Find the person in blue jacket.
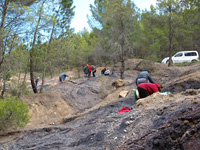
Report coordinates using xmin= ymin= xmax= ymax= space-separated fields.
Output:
xmin=35 ymin=77 xmax=40 ymax=86
xmin=59 ymin=74 xmax=69 ymax=82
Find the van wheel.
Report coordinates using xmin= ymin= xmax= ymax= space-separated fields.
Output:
xmin=166 ymin=60 xmax=169 ymax=65
xmin=192 ymin=59 xmax=197 ymax=63
xmin=166 ymin=60 xmax=173 ymax=65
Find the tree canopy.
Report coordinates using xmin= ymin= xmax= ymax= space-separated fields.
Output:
xmin=0 ymin=0 xmax=200 ymax=97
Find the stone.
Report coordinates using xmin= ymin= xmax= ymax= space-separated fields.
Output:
xmin=119 ymin=91 xmax=129 ymax=98
xmin=112 ymin=79 xmax=126 ymax=88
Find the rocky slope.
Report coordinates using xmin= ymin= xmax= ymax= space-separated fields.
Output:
xmin=0 ymin=60 xmax=200 ymax=150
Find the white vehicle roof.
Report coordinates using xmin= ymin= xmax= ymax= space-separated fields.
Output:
xmin=176 ymin=51 xmax=198 ymax=53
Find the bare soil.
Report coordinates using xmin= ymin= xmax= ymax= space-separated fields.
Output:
xmin=0 ymin=59 xmax=200 ymax=150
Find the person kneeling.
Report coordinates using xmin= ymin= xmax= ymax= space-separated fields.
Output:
xmin=104 ymin=68 xmax=110 ymax=76
xmin=137 ymin=83 xmax=161 ymax=99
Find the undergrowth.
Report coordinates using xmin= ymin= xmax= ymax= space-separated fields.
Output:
xmin=0 ymin=97 xmax=30 ymax=134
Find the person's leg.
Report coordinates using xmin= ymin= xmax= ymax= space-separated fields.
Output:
xmin=88 ymin=71 xmax=91 ymax=78
xmin=93 ymin=70 xmax=96 ymax=77
xmin=59 ymin=77 xmax=62 ymax=82
xmin=137 ymin=87 xmax=150 ymax=98
xmin=35 ymin=81 xmax=37 ymax=86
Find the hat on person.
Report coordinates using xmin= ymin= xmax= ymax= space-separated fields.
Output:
xmin=144 ymin=68 xmax=148 ymax=71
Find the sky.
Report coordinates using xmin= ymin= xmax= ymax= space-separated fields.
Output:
xmin=70 ymin=0 xmax=157 ymax=33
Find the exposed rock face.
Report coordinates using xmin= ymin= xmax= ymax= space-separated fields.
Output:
xmin=0 ymin=90 xmax=199 ymax=150
xmin=162 ymin=71 xmax=200 ymax=93
xmin=0 ymin=60 xmax=200 ymax=150
xmin=119 ymin=103 xmax=200 ymax=150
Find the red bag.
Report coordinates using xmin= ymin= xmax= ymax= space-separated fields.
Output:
xmin=117 ymin=107 xmax=131 ymax=114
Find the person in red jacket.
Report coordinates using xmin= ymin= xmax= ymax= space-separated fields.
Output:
xmin=87 ymin=64 xmax=92 ymax=79
xmin=137 ymin=83 xmax=161 ymax=98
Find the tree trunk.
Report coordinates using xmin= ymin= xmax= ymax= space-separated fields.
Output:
xmin=23 ymin=66 xmax=28 ymax=85
xmin=30 ymin=2 xmax=45 ymax=93
xmin=0 ymin=0 xmax=9 ymax=67
xmin=120 ymin=58 xmax=125 ymax=79
xmin=168 ymin=5 xmax=173 ymax=67
xmin=50 ymin=65 xmax=53 ymax=78
xmin=18 ymin=72 xmax=21 ymax=85
xmin=98 ymin=47 xmax=103 ymax=67
xmin=17 ymin=66 xmax=28 ymax=98
xmin=16 ymin=72 xmax=21 ymax=97
xmin=98 ymin=52 xmax=102 ymax=67
xmin=30 ymin=50 xmax=37 ymax=93
xmin=40 ymin=70 xmax=45 ymax=93
xmin=40 ymin=6 xmax=58 ymax=93
xmin=112 ymin=58 xmax=117 ymax=73
xmin=1 ymin=76 xmax=6 ymax=99
xmin=120 ymin=20 xmax=125 ymax=79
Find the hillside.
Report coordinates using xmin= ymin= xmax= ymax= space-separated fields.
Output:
xmin=0 ymin=59 xmax=200 ymax=150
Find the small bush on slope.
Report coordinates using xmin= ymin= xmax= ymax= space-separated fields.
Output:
xmin=0 ymin=97 xmax=30 ymax=133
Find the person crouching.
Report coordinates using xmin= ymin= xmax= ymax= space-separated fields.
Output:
xmin=59 ymin=74 xmax=69 ymax=82
xmin=137 ymin=83 xmax=161 ymax=98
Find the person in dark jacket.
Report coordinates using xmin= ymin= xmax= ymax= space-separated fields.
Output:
xmin=91 ymin=65 xmax=96 ymax=77
xmin=137 ymin=83 xmax=161 ymax=98
xmin=101 ymin=68 xmax=106 ymax=75
xmin=35 ymin=77 xmax=40 ymax=86
xmin=59 ymin=74 xmax=68 ymax=82
xmin=135 ymin=69 xmax=155 ymax=86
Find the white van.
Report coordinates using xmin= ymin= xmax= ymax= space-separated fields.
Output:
xmin=161 ymin=51 xmax=199 ymax=64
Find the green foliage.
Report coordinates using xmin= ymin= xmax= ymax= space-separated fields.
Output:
xmin=59 ymin=0 xmax=75 ymax=34
xmin=90 ymin=0 xmax=140 ymax=78
xmin=0 ymin=97 xmax=30 ymax=133
xmin=5 ymin=71 xmax=12 ymax=81
xmin=136 ymin=60 xmax=156 ymax=72
xmin=8 ymin=81 xmax=31 ymax=98
xmin=89 ymin=0 xmax=109 ymax=29
xmin=174 ymin=61 xmax=198 ymax=67
xmin=146 ymin=54 xmax=159 ymax=62
xmin=68 ymin=32 xmax=91 ymax=70
xmin=1 ymin=0 xmax=200 ymax=89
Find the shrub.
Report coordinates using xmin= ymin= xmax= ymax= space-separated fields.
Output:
xmin=174 ymin=61 xmax=195 ymax=67
xmin=135 ymin=60 xmax=156 ymax=72
xmin=0 ymin=97 xmax=30 ymax=133
xmin=8 ymin=82 xmax=31 ymax=97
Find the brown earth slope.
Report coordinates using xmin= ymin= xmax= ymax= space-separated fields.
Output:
xmin=0 ymin=60 xmax=200 ymax=150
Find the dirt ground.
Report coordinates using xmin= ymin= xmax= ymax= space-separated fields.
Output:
xmin=20 ymin=59 xmax=200 ymax=130
xmin=0 ymin=59 xmax=200 ymax=150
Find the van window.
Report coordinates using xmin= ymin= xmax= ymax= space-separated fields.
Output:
xmin=184 ymin=52 xmax=197 ymax=56
xmin=174 ymin=53 xmax=183 ymax=57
